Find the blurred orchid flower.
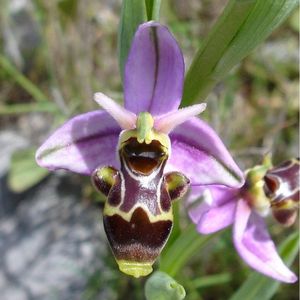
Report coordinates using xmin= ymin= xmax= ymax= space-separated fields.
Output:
xmin=189 ymin=157 xmax=299 ymax=283
xmin=36 ymin=21 xmax=243 ymax=277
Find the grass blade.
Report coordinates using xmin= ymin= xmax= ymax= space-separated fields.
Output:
xmin=0 ymin=102 xmax=59 ymax=115
xmin=118 ymin=0 xmax=147 ymax=81
xmin=191 ymin=273 xmax=232 ymax=289
xmin=145 ymin=0 xmax=162 ymax=21
xmin=182 ymin=0 xmax=298 ymax=106
xmin=0 ymin=54 xmax=49 ymax=103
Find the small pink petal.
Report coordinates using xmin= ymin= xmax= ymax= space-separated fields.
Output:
xmin=187 ymin=186 xmax=239 ymax=233
xmin=186 ymin=186 xmax=210 ymax=223
xmin=187 ymin=185 xmax=240 ymax=206
xmin=189 ymin=202 xmax=210 ymax=224
xmin=197 ymin=199 xmax=237 ymax=234
xmin=94 ymin=92 xmax=137 ymax=129
xmin=155 ymin=103 xmax=206 ymax=133
xmin=233 ymin=199 xmax=297 ymax=283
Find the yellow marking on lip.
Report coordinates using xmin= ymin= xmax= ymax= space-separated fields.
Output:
xmin=104 ymin=203 xmax=173 ymax=223
xmin=117 ymin=260 xmax=153 ymax=278
xmin=95 ymin=166 xmax=117 ymax=186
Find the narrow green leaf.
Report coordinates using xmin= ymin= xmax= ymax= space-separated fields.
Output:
xmin=8 ymin=148 xmax=49 ymax=193
xmin=182 ymin=0 xmax=299 ymax=106
xmin=160 ymin=224 xmax=215 ymax=277
xmin=0 ymin=54 xmax=49 ymax=103
xmin=229 ymin=231 xmax=299 ymax=300
xmin=191 ymin=273 xmax=232 ymax=289
xmin=0 ymin=102 xmax=59 ymax=115
xmin=145 ymin=0 xmax=162 ymax=21
xmin=118 ymin=0 xmax=147 ymax=81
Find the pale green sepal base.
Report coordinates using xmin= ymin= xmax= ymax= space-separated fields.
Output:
xmin=117 ymin=260 xmax=153 ymax=278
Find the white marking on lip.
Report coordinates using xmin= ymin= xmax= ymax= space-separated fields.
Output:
xmin=119 ymin=171 xmax=125 ymax=206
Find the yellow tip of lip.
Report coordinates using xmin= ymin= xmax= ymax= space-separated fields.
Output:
xmin=117 ymin=260 xmax=153 ymax=278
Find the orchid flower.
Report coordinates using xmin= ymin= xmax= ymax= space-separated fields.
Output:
xmin=36 ymin=21 xmax=243 ymax=278
xmin=189 ymin=157 xmax=299 ymax=283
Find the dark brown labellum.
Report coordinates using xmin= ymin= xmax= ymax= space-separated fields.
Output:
xmin=92 ymin=137 xmax=190 ymax=277
xmin=103 ymin=207 xmax=172 ymax=264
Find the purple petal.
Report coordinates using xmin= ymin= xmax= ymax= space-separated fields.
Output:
xmin=233 ymin=199 xmax=297 ymax=283
xmin=187 ymin=186 xmax=212 ymax=224
xmin=167 ymin=117 xmax=244 ymax=187
xmin=36 ymin=111 xmax=121 ymax=175
xmin=188 ymin=186 xmax=238 ymax=233
xmin=197 ymin=200 xmax=237 ymax=234
xmin=188 ymin=185 xmax=240 ymax=206
xmin=124 ymin=21 xmax=184 ymax=116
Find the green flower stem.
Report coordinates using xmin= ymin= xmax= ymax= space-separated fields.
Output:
xmin=160 ymin=223 xmax=216 ymax=277
xmin=0 ymin=54 xmax=49 ymax=103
